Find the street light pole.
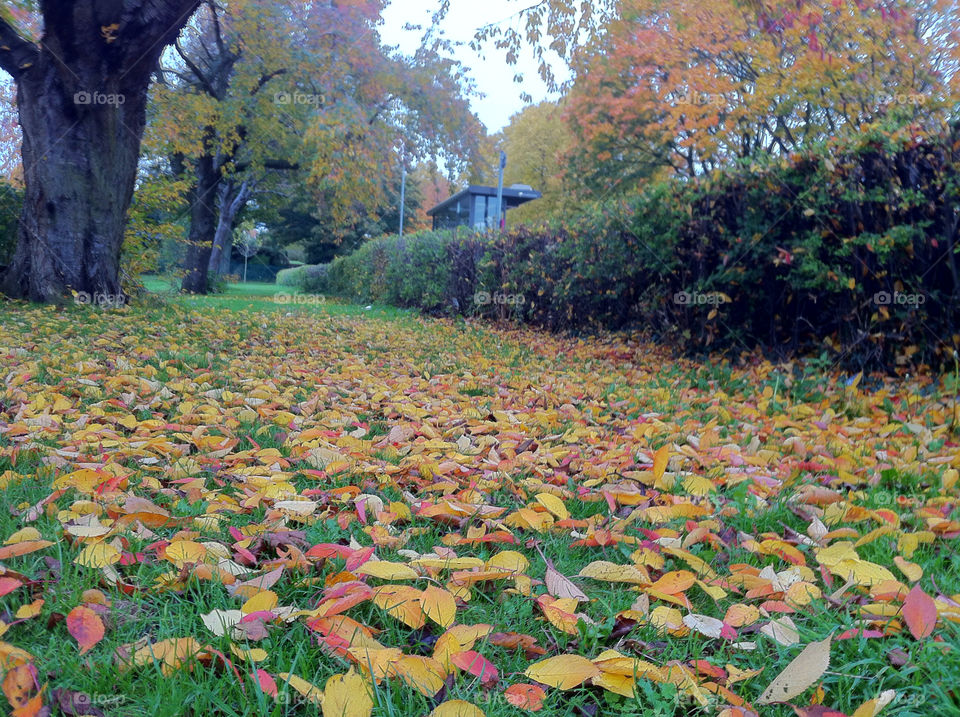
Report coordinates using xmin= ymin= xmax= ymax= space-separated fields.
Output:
xmin=399 ymin=161 xmax=406 ymax=238
xmin=495 ymin=150 xmax=506 ymax=230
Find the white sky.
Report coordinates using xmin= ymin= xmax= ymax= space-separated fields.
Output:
xmin=380 ymin=0 xmax=570 ymax=132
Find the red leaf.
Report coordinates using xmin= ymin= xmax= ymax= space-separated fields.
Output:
xmin=450 ymin=650 xmax=499 ymax=684
xmin=0 ymin=577 xmax=23 ymax=597
xmin=902 ymin=585 xmax=937 ymax=640
xmin=251 ymin=669 xmax=278 ymax=697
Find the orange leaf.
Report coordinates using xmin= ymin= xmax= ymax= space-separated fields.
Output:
xmin=0 ymin=542 xmax=54 ymax=561
xmin=652 ymin=444 xmax=670 ymax=480
xmin=66 ymin=607 xmax=105 ymax=655
xmin=504 ymin=683 xmax=546 ymax=711
xmin=902 ymin=585 xmax=937 ymax=640
xmin=2 ymin=664 xmax=36 ymax=709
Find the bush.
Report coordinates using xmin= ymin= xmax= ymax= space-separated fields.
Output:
xmin=0 ymin=181 xmax=23 ymax=267
xmin=275 ymin=265 xmax=307 ymax=287
xmin=275 ymin=263 xmax=330 ymax=293
xmin=324 ymin=122 xmax=960 ymax=370
xmin=300 ymin=263 xmax=330 ymax=293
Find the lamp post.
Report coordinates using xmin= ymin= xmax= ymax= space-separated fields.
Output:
xmin=495 ymin=150 xmax=506 ymax=230
xmin=399 ymin=160 xmax=406 ymax=238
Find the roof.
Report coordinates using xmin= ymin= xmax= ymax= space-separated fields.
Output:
xmin=426 ymin=185 xmax=542 ymax=216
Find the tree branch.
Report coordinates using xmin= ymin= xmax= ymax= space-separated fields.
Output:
xmin=0 ymin=15 xmax=39 ymax=79
xmin=175 ymin=38 xmax=218 ymax=97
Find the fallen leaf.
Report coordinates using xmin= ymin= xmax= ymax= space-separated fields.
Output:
xmin=66 ymin=606 xmax=105 ymax=655
xmin=901 ymin=584 xmax=937 ymax=640
xmin=323 ymin=668 xmax=372 ymax=717
xmin=757 ymin=634 xmax=831 ymax=704
xmin=524 ymin=654 xmax=600 ymax=690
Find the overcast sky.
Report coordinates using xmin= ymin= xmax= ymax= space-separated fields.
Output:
xmin=380 ymin=0 xmax=570 ymax=132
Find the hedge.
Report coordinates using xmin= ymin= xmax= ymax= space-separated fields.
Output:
xmin=276 ymin=263 xmax=329 ymax=290
xmin=320 ymin=122 xmax=960 ymax=370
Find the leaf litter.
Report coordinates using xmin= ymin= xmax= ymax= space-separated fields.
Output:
xmin=0 ymin=303 xmax=958 ymax=715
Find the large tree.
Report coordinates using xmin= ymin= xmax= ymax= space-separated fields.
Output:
xmin=566 ymin=0 xmax=959 ymax=182
xmin=0 ymin=0 xmax=200 ymax=302
xmin=150 ymin=0 xmax=485 ymax=293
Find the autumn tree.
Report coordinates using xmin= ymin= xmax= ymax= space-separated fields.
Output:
xmin=498 ymin=100 xmax=573 ymax=224
xmin=151 ymin=0 xmax=484 ymax=293
xmin=0 ymin=0 xmax=200 ymax=302
xmin=147 ymin=0 xmax=307 ymax=293
xmin=565 ymin=0 xmax=960 ymax=183
xmin=0 ymin=79 xmax=19 ymax=182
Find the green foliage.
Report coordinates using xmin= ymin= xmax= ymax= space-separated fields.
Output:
xmin=324 ymin=124 xmax=960 ymax=370
xmin=275 ymin=263 xmax=329 ymax=292
xmin=275 ymin=265 xmax=308 ymax=287
xmin=0 ymin=180 xmax=22 ymax=266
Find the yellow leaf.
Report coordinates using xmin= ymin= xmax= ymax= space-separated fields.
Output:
xmin=420 ymin=586 xmax=457 ymax=628
xmin=242 ymin=590 xmax=279 ymax=614
xmin=534 ymin=493 xmax=569 ymax=520
xmin=323 ymin=669 xmax=372 ymax=717
xmin=524 ymin=654 xmax=600 ymax=690
xmin=356 ymin=561 xmax=419 ymax=581
xmin=75 ymin=542 xmax=121 ymax=569
xmin=230 ymin=644 xmax=268 ymax=662
xmin=429 ymin=701 xmax=485 ymax=717
xmin=127 ymin=638 xmax=204 ymax=677
xmin=893 ymin=556 xmax=923 ymax=583
xmin=942 ymin=469 xmax=958 ymax=493
xmin=484 ymin=551 xmax=529 ymax=573
xmin=4 ymin=528 xmax=41 ymax=545
xmin=277 ymin=672 xmax=323 ymax=707
xmin=578 ymin=561 xmax=650 ymax=585
xmin=165 ymin=540 xmax=207 ymax=566
xmin=391 ymin=655 xmax=446 ymax=696
xmin=372 ymin=585 xmax=426 ymax=629
xmin=682 ymin=474 xmax=715 ymax=496
xmin=14 ymin=599 xmax=43 ymax=620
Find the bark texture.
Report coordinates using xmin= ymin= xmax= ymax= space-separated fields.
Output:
xmin=0 ymin=0 xmax=200 ymax=302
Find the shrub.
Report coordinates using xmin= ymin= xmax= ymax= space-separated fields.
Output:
xmin=0 ymin=181 xmax=23 ymax=267
xmin=300 ymin=263 xmax=330 ymax=293
xmin=275 ymin=265 xmax=307 ymax=287
xmin=324 ymin=123 xmax=960 ymax=370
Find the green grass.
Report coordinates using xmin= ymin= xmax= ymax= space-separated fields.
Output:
xmin=0 ymin=289 xmax=957 ymax=717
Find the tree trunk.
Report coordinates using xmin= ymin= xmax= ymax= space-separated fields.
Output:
xmin=180 ymin=150 xmax=219 ymax=293
xmin=208 ymin=180 xmax=251 ymax=278
xmin=1 ymin=63 xmax=147 ymax=301
xmin=0 ymin=0 xmax=201 ymax=303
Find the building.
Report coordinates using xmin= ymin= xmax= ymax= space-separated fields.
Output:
xmin=427 ymin=184 xmax=541 ymax=232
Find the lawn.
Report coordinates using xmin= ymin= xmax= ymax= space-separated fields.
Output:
xmin=0 ymin=287 xmax=957 ymax=717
